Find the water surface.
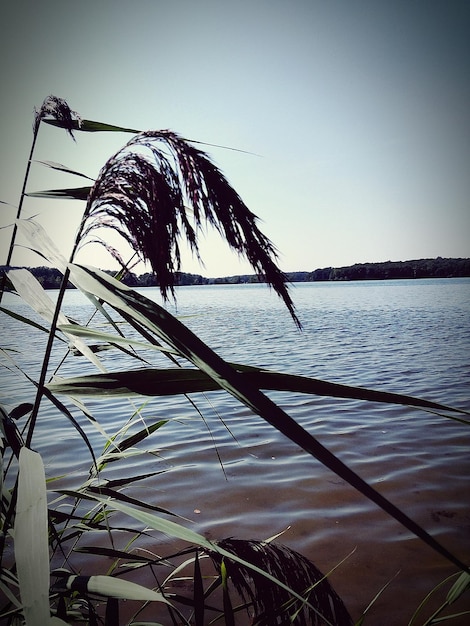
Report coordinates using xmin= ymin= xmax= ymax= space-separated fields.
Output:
xmin=1 ymin=278 xmax=469 ymax=623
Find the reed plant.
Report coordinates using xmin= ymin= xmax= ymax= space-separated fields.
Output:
xmin=0 ymin=96 xmax=469 ymax=625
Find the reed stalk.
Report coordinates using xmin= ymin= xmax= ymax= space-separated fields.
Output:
xmin=0 ymin=96 xmax=80 ymax=304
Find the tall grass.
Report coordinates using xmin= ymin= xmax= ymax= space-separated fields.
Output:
xmin=0 ymin=96 xmax=469 ymax=625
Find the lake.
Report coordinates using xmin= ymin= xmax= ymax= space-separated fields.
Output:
xmin=1 ymin=277 xmax=469 ymax=624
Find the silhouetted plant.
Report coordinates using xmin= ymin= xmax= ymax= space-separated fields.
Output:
xmin=0 ymin=96 xmax=81 ymax=304
xmin=1 ymin=96 xmax=469 ymax=626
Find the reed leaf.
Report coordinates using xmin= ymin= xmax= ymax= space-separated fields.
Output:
xmin=16 ymin=218 xmax=68 ymax=272
xmin=15 ymin=448 xmax=50 ymax=626
xmin=0 ymin=305 xmax=64 ymax=341
xmin=193 ymin=551 xmax=205 ymax=626
xmin=112 ymin=419 xmax=169 ymax=452
xmin=220 ymin=559 xmax=235 ymax=626
xmin=26 ymin=186 xmax=92 ymax=200
xmin=0 ymin=577 xmax=22 ymax=609
xmin=89 ymin=495 xmax=214 ymax=548
xmin=408 ymin=571 xmax=470 ymax=626
xmin=42 ymin=387 xmax=98 ymax=469
xmin=57 ymin=323 xmax=177 ymax=355
xmin=7 ymin=268 xmax=105 ymax=371
xmin=46 ymin=364 xmax=469 ymax=418
xmin=446 ymin=572 xmax=470 ymax=604
xmin=103 ymin=470 xmax=169 ymax=489
xmin=74 ymin=546 xmax=157 ymax=563
xmin=6 ymin=268 xmax=69 ymax=326
xmin=9 ymin=403 xmax=33 ymax=420
xmin=162 ymin=553 xmax=207 ymax=586
xmin=43 ymin=118 xmax=140 ymax=134
xmin=68 ymin=264 xmax=469 ymax=574
xmin=0 ymin=404 xmax=24 ymax=457
xmin=86 ymin=485 xmax=177 ymax=519
xmin=354 ymin=570 xmax=400 ymax=625
xmin=34 ymin=160 xmax=95 ymax=180
xmin=65 ymin=574 xmax=172 ymax=604
xmin=64 ymin=394 xmax=118 ymax=447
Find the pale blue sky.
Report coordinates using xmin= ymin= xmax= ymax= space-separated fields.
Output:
xmin=1 ymin=0 xmax=469 ymax=277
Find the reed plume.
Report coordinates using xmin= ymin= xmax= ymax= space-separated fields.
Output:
xmin=76 ymin=130 xmax=301 ymax=327
xmin=33 ymin=94 xmax=81 ymax=137
xmin=210 ymin=538 xmax=353 ymax=625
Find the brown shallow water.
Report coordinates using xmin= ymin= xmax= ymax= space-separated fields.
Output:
xmin=1 ymin=279 xmax=469 ymax=624
xmin=37 ymin=388 xmax=469 ymax=624
xmin=100 ymin=396 xmax=470 ymax=625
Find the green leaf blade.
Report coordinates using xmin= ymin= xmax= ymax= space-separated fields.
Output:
xmin=26 ymin=186 xmax=91 ymax=200
xmin=66 ymin=574 xmax=171 ymax=603
xmin=43 ymin=118 xmax=140 ymax=134
xmin=34 ymin=160 xmax=94 ymax=180
xmin=15 ymin=448 xmax=50 ymax=626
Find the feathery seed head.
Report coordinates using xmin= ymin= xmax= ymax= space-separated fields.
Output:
xmin=34 ymin=95 xmax=81 ymax=138
xmin=77 ymin=131 xmax=301 ymax=327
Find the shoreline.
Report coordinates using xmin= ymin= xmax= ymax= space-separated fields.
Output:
xmin=2 ymin=257 xmax=469 ymax=290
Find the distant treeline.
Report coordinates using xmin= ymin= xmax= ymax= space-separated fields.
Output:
xmin=304 ymin=257 xmax=470 ymax=282
xmin=2 ymin=257 xmax=469 ymax=290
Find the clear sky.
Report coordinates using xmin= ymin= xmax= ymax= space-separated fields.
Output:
xmin=1 ymin=0 xmax=469 ymax=277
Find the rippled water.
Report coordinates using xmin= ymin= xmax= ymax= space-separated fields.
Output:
xmin=1 ymin=278 xmax=469 ymax=624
